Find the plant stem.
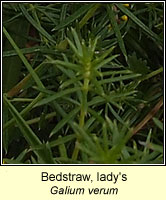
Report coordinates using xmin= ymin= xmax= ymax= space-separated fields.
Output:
xmin=140 ymin=67 xmax=163 ymax=81
xmin=26 ymin=112 xmax=56 ymax=125
xmin=72 ymin=73 xmax=90 ymax=160
xmin=79 ymin=78 xmax=89 ymax=126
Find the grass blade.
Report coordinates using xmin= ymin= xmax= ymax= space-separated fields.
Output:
xmin=3 ymin=92 xmax=44 ymax=131
xmin=53 ymin=4 xmax=94 ymax=31
xmin=3 ymin=46 xmax=59 ymax=57
xmin=3 ymin=94 xmax=55 ymax=164
xmin=79 ymin=4 xmax=101 ymax=29
xmin=116 ymin=3 xmax=162 ymax=44
xmin=3 ymin=26 xmax=44 ymax=89
xmin=107 ymin=4 xmax=127 ymax=61
xmin=19 ymin=4 xmax=56 ymax=45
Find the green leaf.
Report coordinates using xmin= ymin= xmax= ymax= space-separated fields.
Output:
xmin=50 ymin=107 xmax=80 ymax=137
xmin=19 ymin=4 xmax=56 ymax=45
xmin=153 ymin=117 xmax=163 ymax=131
xmin=95 ymin=54 xmax=119 ymax=70
xmin=71 ymin=28 xmax=83 ymax=56
xmin=3 ymin=46 xmax=59 ymax=57
xmin=3 ymin=158 xmax=24 ymax=164
xmin=15 ymin=149 xmax=29 ymax=162
xmin=49 ymin=134 xmax=76 ymax=148
xmin=107 ymin=103 xmax=127 ymax=126
xmin=107 ymin=4 xmax=127 ymax=61
xmin=100 ymin=73 xmax=141 ymax=84
xmin=93 ymin=46 xmax=115 ymax=65
xmin=66 ymin=37 xmax=82 ymax=58
xmin=60 ymin=76 xmax=83 ymax=89
xmin=148 ymin=143 xmax=163 ymax=153
xmin=3 ymin=92 xmax=44 ymax=131
xmin=3 ymin=94 xmax=41 ymax=145
xmin=35 ymin=87 xmax=81 ymax=107
xmin=53 ymin=4 xmax=94 ymax=31
xmin=116 ymin=3 xmax=162 ymax=44
xmin=128 ymin=52 xmax=150 ymax=74
xmin=79 ymin=4 xmax=101 ymax=29
xmin=72 ymin=122 xmax=97 ymax=149
xmin=46 ymin=58 xmax=82 ymax=72
xmin=3 ymin=26 xmax=44 ymax=89
xmin=3 ymin=93 xmax=55 ymax=164
xmin=58 ymin=136 xmax=68 ymax=158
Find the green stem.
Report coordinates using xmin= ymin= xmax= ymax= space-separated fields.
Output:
xmin=79 ymin=78 xmax=89 ymax=126
xmin=10 ymin=98 xmax=34 ymax=102
xmin=72 ymin=77 xmax=90 ymax=160
xmin=140 ymin=67 xmax=163 ymax=81
xmin=26 ymin=112 xmax=56 ymax=125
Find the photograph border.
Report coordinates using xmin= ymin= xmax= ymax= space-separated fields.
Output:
xmin=1 ymin=0 xmax=165 ymax=166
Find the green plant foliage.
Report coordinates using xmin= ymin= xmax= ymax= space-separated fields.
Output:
xmin=2 ymin=2 xmax=163 ymax=164
xmin=128 ymin=52 xmax=150 ymax=74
